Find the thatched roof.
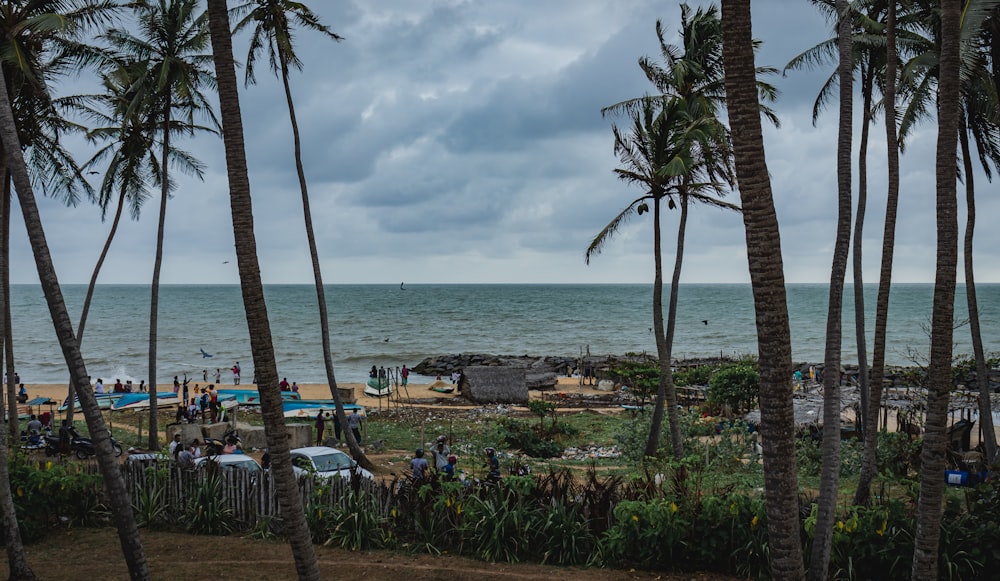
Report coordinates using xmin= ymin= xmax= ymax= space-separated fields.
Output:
xmin=464 ymin=366 xmax=528 ymax=404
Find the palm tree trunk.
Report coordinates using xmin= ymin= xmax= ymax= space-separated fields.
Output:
xmin=0 ymin=155 xmax=32 ymax=580
xmin=279 ymin=62 xmax=371 ymax=468
xmin=0 ymin=64 xmax=149 ymax=581
xmin=148 ymin=101 xmax=172 ymax=451
xmin=721 ymin=1 xmax=804 ymax=577
xmin=1 ymin=168 xmax=15 ymax=441
xmin=959 ymin=119 xmax=996 ymax=461
xmin=856 ymin=0 xmax=899 ymax=506
xmin=809 ymin=2 xmax=853 ymax=576
xmin=853 ymin=68 xmax=873 ymax=438
xmin=67 ymin=189 xmax=128 ymax=426
xmin=912 ymin=0 xmax=960 ymax=576
xmin=645 ymin=195 xmax=685 ymax=459
xmin=206 ymin=1 xmax=321 ymax=578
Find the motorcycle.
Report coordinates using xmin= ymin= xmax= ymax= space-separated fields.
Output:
xmin=204 ymin=427 xmax=241 ymax=455
xmin=44 ymin=426 xmax=123 ymax=459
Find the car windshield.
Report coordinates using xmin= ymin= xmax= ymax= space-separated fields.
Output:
xmin=311 ymin=452 xmax=353 ymax=472
xmin=221 ymin=459 xmax=261 ymax=472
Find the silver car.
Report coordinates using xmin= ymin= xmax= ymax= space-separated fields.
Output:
xmin=290 ymin=446 xmax=374 ymax=481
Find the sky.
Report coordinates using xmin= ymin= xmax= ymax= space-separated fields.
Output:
xmin=9 ymin=0 xmax=999 ymax=285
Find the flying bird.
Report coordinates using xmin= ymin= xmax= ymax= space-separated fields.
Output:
xmin=222 ymin=261 xmax=229 ymax=264
xmin=87 ymin=171 xmax=100 ymax=175
xmin=701 ymin=320 xmax=709 ymax=325
xmin=200 ymin=348 xmax=213 ymax=358
xmin=400 ymin=282 xmax=406 ymax=290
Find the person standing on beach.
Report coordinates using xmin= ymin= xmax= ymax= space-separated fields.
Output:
xmin=139 ymin=380 xmax=145 ymax=393
xmin=208 ymin=386 xmax=219 ymax=423
xmin=279 ymin=377 xmax=289 ymax=391
xmin=173 ymin=376 xmax=180 ymax=395
xmin=314 ymin=412 xmax=326 ymax=445
xmin=291 ymin=382 xmax=299 ymax=394
xmin=401 ymin=365 xmax=409 ymax=386
xmin=348 ymin=408 xmax=362 ymax=444
xmin=214 ymin=369 xmax=222 ymax=384
xmin=202 ymin=369 xmax=208 ymax=381
xmin=95 ymin=378 xmax=105 ymax=394
xmin=233 ymin=362 xmax=241 ymax=385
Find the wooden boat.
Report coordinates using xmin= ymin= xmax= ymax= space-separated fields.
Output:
xmin=430 ymin=385 xmax=454 ymax=394
xmin=364 ymin=377 xmax=392 ymax=398
xmin=110 ymin=392 xmax=179 ymax=411
xmin=215 ymin=389 xmax=301 ymax=405
xmin=57 ymin=393 xmax=122 ymax=412
xmin=282 ymin=400 xmax=365 ymax=419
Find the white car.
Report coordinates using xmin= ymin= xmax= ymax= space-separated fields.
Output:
xmin=290 ymin=446 xmax=374 ymax=481
xmin=193 ymin=454 xmax=262 ymax=474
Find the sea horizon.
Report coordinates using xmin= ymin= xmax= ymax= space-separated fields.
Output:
xmin=8 ymin=283 xmax=998 ymax=385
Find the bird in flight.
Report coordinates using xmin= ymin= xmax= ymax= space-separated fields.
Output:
xmin=701 ymin=320 xmax=709 ymax=325
xmin=222 ymin=261 xmax=229 ymax=264
xmin=200 ymin=348 xmax=214 ymax=358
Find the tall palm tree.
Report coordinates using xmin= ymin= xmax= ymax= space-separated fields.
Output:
xmin=857 ymin=0 xmax=903 ymax=506
xmin=896 ymin=0 xmax=1000 ymax=463
xmin=720 ymin=0 xmax=804 ymax=578
xmin=0 ymin=156 xmax=32 ymax=580
xmin=808 ymin=1 xmax=853 ymax=577
xmin=1 ymin=0 xmax=105 ymax=437
xmin=206 ymin=0 xmax=320 ymax=577
xmin=0 ymin=63 xmax=150 ymax=581
xmin=231 ymin=0 xmax=370 ymax=467
xmin=588 ymin=95 xmax=736 ymax=461
xmin=911 ymin=0 xmax=960 ymax=576
xmin=103 ymin=0 xmax=217 ymax=449
xmin=599 ymin=5 xmax=762 ymax=457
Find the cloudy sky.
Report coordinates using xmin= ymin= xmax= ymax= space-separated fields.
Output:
xmin=10 ymin=0 xmax=998 ymax=285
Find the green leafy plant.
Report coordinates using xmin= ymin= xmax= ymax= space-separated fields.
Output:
xmin=185 ymin=463 xmax=234 ymax=535
xmin=708 ymin=361 xmax=760 ymax=413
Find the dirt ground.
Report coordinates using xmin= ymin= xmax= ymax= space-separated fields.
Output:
xmin=3 ymin=527 xmax=740 ymax=580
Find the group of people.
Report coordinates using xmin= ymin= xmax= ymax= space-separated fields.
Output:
xmin=314 ymin=408 xmax=363 ymax=446
xmin=408 ymin=436 xmax=500 ymax=483
xmin=169 ymin=433 xmax=204 ymax=468
xmin=94 ymin=377 xmax=146 ymax=394
xmin=172 ymin=385 xmax=222 ymax=424
xmin=279 ymin=377 xmax=299 ymax=393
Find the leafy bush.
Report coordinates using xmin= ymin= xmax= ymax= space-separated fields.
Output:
xmin=708 ymin=361 xmax=759 ymax=413
xmin=9 ymin=456 xmax=106 ymax=541
xmin=675 ymin=365 xmax=714 ymax=387
xmin=185 ymin=463 xmax=233 ymax=535
xmin=602 ymin=498 xmax=690 ymax=569
xmin=608 ymin=360 xmax=660 ymax=405
xmin=497 ymin=418 xmax=563 ymax=459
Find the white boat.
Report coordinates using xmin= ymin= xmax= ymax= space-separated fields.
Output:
xmin=364 ymin=377 xmax=392 ymax=398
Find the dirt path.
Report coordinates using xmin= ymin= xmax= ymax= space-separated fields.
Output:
xmin=8 ymin=528 xmax=739 ymax=581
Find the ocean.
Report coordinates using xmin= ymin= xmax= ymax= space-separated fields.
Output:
xmin=6 ymin=283 xmax=998 ymax=386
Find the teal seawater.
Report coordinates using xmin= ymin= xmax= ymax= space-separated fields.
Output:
xmin=7 ymin=283 xmax=998 ymax=385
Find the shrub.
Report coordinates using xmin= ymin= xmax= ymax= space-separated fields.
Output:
xmin=9 ymin=456 xmax=106 ymax=541
xmin=708 ymin=361 xmax=759 ymax=413
xmin=185 ymin=463 xmax=233 ymax=535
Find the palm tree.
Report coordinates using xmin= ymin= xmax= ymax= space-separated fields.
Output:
xmin=0 ymin=63 xmax=150 ymax=581
xmin=808 ymin=1 xmax=853 ymax=577
xmin=231 ymin=0 xmax=370 ymax=467
xmin=103 ymin=0 xmax=217 ymax=450
xmin=1 ymin=0 xmax=106 ymax=437
xmin=0 ymin=159 xmax=32 ymax=581
xmin=720 ymin=0 xmax=804 ymax=578
xmin=911 ymin=0 xmax=960 ymax=576
xmin=857 ymin=0 xmax=903 ymax=507
xmin=588 ymin=95 xmax=736 ymax=461
xmin=205 ymin=0 xmax=320 ymax=577
xmin=599 ymin=5 xmax=764 ymax=458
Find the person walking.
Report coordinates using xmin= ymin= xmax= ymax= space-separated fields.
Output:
xmin=315 ymin=412 xmax=326 ymax=445
xmin=348 ymin=408 xmax=363 ymax=445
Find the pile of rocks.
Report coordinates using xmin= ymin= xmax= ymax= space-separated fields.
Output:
xmin=560 ymin=445 xmax=622 ymax=461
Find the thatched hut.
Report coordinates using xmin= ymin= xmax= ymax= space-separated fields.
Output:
xmin=464 ymin=366 xmax=528 ymax=404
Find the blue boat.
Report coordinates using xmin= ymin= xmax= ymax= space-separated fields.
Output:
xmin=111 ymin=392 xmax=179 ymax=411
xmin=216 ymin=389 xmax=301 ymax=405
xmin=282 ymin=399 xmax=364 ymax=418
xmin=57 ymin=393 xmax=123 ymax=412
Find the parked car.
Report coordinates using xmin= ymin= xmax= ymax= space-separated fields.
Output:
xmin=193 ymin=454 xmax=262 ymax=475
xmin=289 ymin=446 xmax=374 ymax=481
